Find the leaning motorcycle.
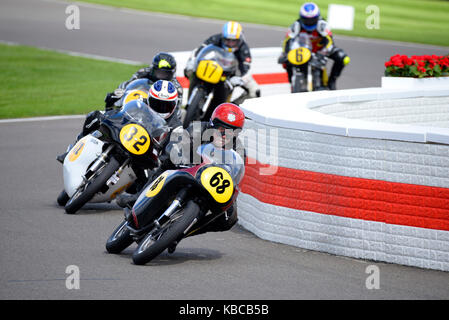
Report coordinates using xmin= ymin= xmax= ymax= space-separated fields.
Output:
xmin=112 ymin=78 xmax=151 ymax=109
xmin=182 ymin=44 xmax=246 ymax=128
xmin=285 ymin=33 xmax=329 ymax=93
xmin=58 ymin=99 xmax=169 ymax=214
xmin=106 ymin=142 xmax=245 ymax=265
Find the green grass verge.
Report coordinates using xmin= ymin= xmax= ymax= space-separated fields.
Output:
xmin=0 ymin=43 xmax=145 ymax=119
xmin=74 ymin=0 xmax=449 ymax=47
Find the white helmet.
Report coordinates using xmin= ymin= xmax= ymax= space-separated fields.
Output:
xmin=147 ymin=80 xmax=178 ymax=119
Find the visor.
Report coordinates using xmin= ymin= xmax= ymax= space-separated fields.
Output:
xmin=224 ymin=38 xmax=240 ymax=49
xmin=301 ymin=16 xmax=319 ymax=27
xmin=154 ymin=68 xmax=175 ymax=81
xmin=148 ymin=97 xmax=177 ymax=119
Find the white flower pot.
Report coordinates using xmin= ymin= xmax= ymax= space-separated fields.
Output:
xmin=381 ymin=76 xmax=449 ymax=90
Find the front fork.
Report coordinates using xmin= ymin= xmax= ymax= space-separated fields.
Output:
xmin=153 ymin=188 xmax=190 ymax=228
xmin=88 ymin=144 xmax=114 ymax=174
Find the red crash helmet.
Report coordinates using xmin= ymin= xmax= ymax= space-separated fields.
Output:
xmin=209 ymin=103 xmax=245 ymax=130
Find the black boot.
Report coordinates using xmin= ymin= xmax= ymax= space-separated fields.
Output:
xmin=167 ymin=241 xmax=178 ymax=254
xmin=56 ymin=151 xmax=68 ymax=164
xmin=327 ymin=76 xmax=337 ymax=90
xmin=116 ymin=192 xmax=139 ymax=208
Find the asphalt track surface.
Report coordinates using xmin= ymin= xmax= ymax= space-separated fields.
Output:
xmin=1 ymin=0 xmax=449 ymax=301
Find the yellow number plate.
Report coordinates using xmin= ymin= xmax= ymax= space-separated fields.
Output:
xmin=145 ymin=172 xmax=168 ymax=198
xmin=68 ymin=139 xmax=86 ymax=162
xmin=119 ymin=124 xmax=150 ymax=155
xmin=287 ymin=47 xmax=311 ymax=65
xmin=200 ymin=167 xmax=234 ymax=203
xmin=123 ymin=89 xmax=149 ymax=104
xmin=196 ymin=60 xmax=224 ymax=84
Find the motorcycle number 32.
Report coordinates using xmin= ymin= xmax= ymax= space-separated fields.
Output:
xmin=201 ymin=167 xmax=234 ymax=203
xmin=119 ymin=124 xmax=151 ymax=155
xmin=288 ymin=47 xmax=311 ymax=65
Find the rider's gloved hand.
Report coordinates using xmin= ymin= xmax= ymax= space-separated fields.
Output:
xmin=184 ymin=58 xmax=195 ymax=78
xmin=112 ymin=88 xmax=125 ymax=98
xmin=229 ymin=76 xmax=244 ymax=87
xmin=278 ymin=53 xmax=287 ymax=64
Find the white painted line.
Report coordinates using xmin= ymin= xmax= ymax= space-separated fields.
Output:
xmin=0 ymin=115 xmax=85 ymax=124
xmin=46 ymin=0 xmax=449 ymax=50
xmin=0 ymin=40 xmax=144 ymax=65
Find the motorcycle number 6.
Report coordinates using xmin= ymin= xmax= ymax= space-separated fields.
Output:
xmin=200 ymin=167 xmax=234 ymax=203
xmin=196 ymin=60 xmax=224 ymax=84
xmin=287 ymin=47 xmax=311 ymax=65
xmin=119 ymin=124 xmax=151 ymax=155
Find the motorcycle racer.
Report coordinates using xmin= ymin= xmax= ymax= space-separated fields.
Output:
xmin=183 ymin=21 xmax=260 ymax=121
xmin=165 ymin=102 xmax=246 ymax=252
xmin=57 ymin=81 xmax=183 ymax=207
xmin=278 ymin=2 xmax=350 ymax=90
xmin=105 ymin=52 xmax=183 ymax=110
xmin=117 ymin=103 xmax=246 ymax=250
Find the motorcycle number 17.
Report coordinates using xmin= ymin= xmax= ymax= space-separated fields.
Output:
xmin=196 ymin=60 xmax=224 ymax=84
xmin=119 ymin=124 xmax=151 ymax=155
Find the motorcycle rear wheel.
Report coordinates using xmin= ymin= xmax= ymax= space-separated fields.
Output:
xmin=106 ymin=220 xmax=133 ymax=254
xmin=132 ymin=200 xmax=199 ymax=265
xmin=64 ymin=156 xmax=120 ymax=214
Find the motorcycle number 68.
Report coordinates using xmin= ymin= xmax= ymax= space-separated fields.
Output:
xmin=200 ymin=167 xmax=234 ymax=203
xmin=119 ymin=124 xmax=151 ymax=155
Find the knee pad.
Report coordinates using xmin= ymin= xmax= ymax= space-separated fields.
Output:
xmin=332 ymin=48 xmax=350 ymax=65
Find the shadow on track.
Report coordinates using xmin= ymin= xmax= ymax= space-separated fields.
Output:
xmin=104 ymin=247 xmax=223 ymax=266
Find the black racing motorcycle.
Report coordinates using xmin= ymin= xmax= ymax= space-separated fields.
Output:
xmin=284 ymin=33 xmax=329 ymax=93
xmin=183 ymin=44 xmax=247 ymax=128
xmin=60 ymin=99 xmax=169 ymax=214
xmin=105 ymin=142 xmax=245 ymax=265
xmin=112 ymin=78 xmax=152 ymax=109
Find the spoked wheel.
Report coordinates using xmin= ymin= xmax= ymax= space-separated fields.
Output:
xmin=132 ymin=200 xmax=199 ymax=265
xmin=64 ymin=157 xmax=120 ymax=214
xmin=182 ymin=88 xmax=205 ymax=128
xmin=106 ymin=220 xmax=134 ymax=254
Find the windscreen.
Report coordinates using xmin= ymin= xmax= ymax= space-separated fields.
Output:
xmin=196 ymin=45 xmax=238 ymax=73
xmin=197 ymin=143 xmax=245 ymax=185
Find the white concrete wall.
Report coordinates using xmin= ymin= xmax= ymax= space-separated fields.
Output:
xmin=237 ymin=79 xmax=449 ymax=271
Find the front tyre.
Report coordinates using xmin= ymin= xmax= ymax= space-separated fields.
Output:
xmin=64 ymin=156 xmax=120 ymax=214
xmin=291 ymin=72 xmax=306 ymax=93
xmin=132 ymin=200 xmax=199 ymax=265
xmin=183 ymin=88 xmax=205 ymax=128
xmin=106 ymin=220 xmax=134 ymax=254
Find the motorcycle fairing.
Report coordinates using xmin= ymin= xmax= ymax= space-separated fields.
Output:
xmin=63 ymin=135 xmax=104 ymax=197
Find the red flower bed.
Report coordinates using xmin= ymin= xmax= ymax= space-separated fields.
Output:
xmin=385 ymin=54 xmax=449 ymax=78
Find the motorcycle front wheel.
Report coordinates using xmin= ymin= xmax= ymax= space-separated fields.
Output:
xmin=64 ymin=156 xmax=121 ymax=214
xmin=183 ymin=87 xmax=206 ymax=128
xmin=132 ymin=200 xmax=200 ymax=265
xmin=106 ymin=220 xmax=134 ymax=254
